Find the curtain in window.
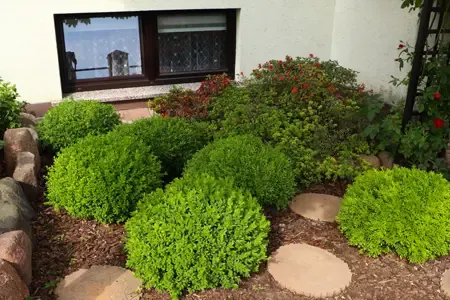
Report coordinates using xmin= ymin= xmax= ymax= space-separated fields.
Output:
xmin=158 ymin=13 xmax=227 ymax=74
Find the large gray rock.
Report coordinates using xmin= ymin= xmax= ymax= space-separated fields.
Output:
xmin=0 ymin=230 xmax=32 ymax=285
xmin=19 ymin=112 xmax=37 ymax=128
xmin=0 ymin=177 xmax=35 ymax=221
xmin=0 ymin=201 xmax=32 ymax=241
xmin=377 ymin=151 xmax=394 ymax=169
xmin=0 ymin=259 xmax=29 ymax=299
xmin=12 ymin=153 xmax=39 ymax=203
xmin=4 ymin=128 xmax=40 ymax=176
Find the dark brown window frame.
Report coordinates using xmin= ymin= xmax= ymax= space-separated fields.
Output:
xmin=54 ymin=9 xmax=237 ymax=93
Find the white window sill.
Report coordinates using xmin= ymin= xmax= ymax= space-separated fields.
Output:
xmin=62 ymin=82 xmax=201 ymax=103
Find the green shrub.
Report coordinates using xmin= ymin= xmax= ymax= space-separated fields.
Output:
xmin=113 ymin=116 xmax=209 ymax=182
xmin=0 ymin=77 xmax=22 ymax=137
xmin=38 ymin=99 xmax=121 ymax=151
xmin=184 ymin=135 xmax=296 ymax=209
xmin=337 ymin=167 xmax=450 ymax=263
xmin=46 ymin=133 xmax=162 ymax=223
xmin=125 ymin=174 xmax=270 ymax=299
xmin=209 ymin=84 xmax=370 ymax=187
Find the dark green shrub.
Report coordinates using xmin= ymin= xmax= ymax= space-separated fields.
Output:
xmin=113 ymin=116 xmax=209 ymax=182
xmin=38 ymin=99 xmax=121 ymax=151
xmin=184 ymin=135 xmax=296 ymax=209
xmin=337 ymin=167 xmax=450 ymax=263
xmin=125 ymin=174 xmax=270 ymax=299
xmin=0 ymin=77 xmax=22 ymax=137
xmin=46 ymin=133 xmax=162 ymax=223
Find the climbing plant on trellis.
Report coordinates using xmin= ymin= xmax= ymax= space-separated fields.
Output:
xmin=389 ymin=0 xmax=450 ymax=170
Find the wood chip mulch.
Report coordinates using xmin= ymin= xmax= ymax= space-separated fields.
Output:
xmin=30 ymin=157 xmax=450 ymax=300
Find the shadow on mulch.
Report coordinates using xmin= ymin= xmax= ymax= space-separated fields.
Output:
xmin=30 ymin=157 xmax=450 ymax=300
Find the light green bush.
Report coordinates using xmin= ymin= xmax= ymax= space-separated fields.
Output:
xmin=46 ymin=132 xmax=162 ymax=223
xmin=0 ymin=77 xmax=22 ymax=137
xmin=184 ymin=135 xmax=296 ymax=209
xmin=337 ymin=167 xmax=450 ymax=263
xmin=125 ymin=174 xmax=270 ymax=299
xmin=38 ymin=99 xmax=121 ymax=151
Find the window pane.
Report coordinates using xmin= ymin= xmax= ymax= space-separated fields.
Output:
xmin=63 ymin=16 xmax=142 ymax=81
xmin=158 ymin=13 xmax=227 ymax=74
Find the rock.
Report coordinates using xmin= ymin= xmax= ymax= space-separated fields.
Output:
xmin=268 ymin=244 xmax=352 ymax=298
xmin=19 ymin=112 xmax=37 ymax=128
xmin=0 ymin=231 xmax=32 ymax=285
xmin=0 ymin=201 xmax=32 ymax=241
xmin=26 ymin=127 xmax=39 ymax=143
xmin=360 ymin=154 xmax=381 ymax=169
xmin=4 ymin=128 xmax=40 ymax=176
xmin=289 ymin=193 xmax=342 ymax=222
xmin=13 ymin=153 xmax=39 ymax=203
xmin=56 ymin=265 xmax=142 ymax=300
xmin=0 ymin=177 xmax=35 ymax=221
xmin=0 ymin=259 xmax=29 ymax=299
xmin=377 ymin=151 xmax=394 ymax=169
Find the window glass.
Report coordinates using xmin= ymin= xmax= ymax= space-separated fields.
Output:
xmin=63 ymin=16 xmax=142 ymax=80
xmin=157 ymin=13 xmax=227 ymax=74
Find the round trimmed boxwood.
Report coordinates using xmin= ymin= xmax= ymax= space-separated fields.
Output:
xmin=125 ymin=174 xmax=270 ymax=298
xmin=113 ymin=116 xmax=209 ymax=182
xmin=337 ymin=167 xmax=450 ymax=263
xmin=46 ymin=132 xmax=162 ymax=223
xmin=184 ymin=135 xmax=296 ymax=209
xmin=38 ymin=99 xmax=121 ymax=151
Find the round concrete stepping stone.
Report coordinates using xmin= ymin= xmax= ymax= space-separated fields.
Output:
xmin=268 ymin=243 xmax=352 ymax=298
xmin=55 ymin=265 xmax=142 ymax=300
xmin=289 ymin=193 xmax=342 ymax=222
xmin=441 ymin=269 xmax=450 ymax=296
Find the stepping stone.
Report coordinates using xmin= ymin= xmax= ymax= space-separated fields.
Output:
xmin=55 ymin=265 xmax=142 ymax=300
xmin=268 ymin=243 xmax=352 ymax=298
xmin=441 ymin=269 xmax=450 ymax=296
xmin=289 ymin=193 xmax=342 ymax=222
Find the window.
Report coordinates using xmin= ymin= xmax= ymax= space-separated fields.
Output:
xmin=54 ymin=10 xmax=236 ymax=93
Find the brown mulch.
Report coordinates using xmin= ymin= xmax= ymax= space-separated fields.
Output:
xmin=30 ymin=158 xmax=450 ymax=300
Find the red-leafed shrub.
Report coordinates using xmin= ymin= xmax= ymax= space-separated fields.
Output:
xmin=149 ymin=74 xmax=232 ymax=120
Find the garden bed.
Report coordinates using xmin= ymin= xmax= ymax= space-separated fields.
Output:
xmin=30 ymin=156 xmax=449 ymax=300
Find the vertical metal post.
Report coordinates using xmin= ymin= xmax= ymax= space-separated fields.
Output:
xmin=401 ymin=0 xmax=434 ymax=131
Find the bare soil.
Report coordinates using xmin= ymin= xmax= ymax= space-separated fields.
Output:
xmin=30 ymin=158 xmax=450 ymax=300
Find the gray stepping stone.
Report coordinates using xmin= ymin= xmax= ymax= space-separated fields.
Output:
xmin=268 ymin=243 xmax=352 ymax=298
xmin=290 ymin=193 xmax=342 ymax=222
xmin=56 ymin=265 xmax=142 ymax=300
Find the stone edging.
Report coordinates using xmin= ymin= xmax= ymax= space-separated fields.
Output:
xmin=0 ymin=112 xmax=41 ymax=298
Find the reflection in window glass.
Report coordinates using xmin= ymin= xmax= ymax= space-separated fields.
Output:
xmin=63 ymin=16 xmax=142 ymax=80
xmin=158 ymin=13 xmax=227 ymax=74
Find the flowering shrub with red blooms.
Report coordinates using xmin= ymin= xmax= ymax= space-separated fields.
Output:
xmin=209 ymin=55 xmax=372 ymax=187
xmin=149 ymin=74 xmax=232 ymax=120
xmin=366 ymin=35 xmax=450 ymax=172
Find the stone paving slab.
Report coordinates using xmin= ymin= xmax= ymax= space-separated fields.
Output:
xmin=55 ymin=265 xmax=142 ymax=300
xmin=268 ymin=243 xmax=352 ymax=298
xmin=289 ymin=193 xmax=342 ymax=222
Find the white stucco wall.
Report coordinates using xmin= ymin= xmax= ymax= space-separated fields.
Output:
xmin=331 ymin=0 xmax=419 ymax=103
xmin=0 ymin=0 xmax=336 ymax=103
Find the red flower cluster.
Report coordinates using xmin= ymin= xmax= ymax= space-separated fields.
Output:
xmin=434 ymin=118 xmax=445 ymax=129
xmin=434 ymin=92 xmax=441 ymax=100
xmin=291 ymin=86 xmax=299 ymax=94
xmin=153 ymin=74 xmax=232 ymax=120
xmin=398 ymin=44 xmax=405 ymax=49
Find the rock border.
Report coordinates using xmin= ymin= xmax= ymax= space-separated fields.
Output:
xmin=0 ymin=115 xmax=40 ymax=296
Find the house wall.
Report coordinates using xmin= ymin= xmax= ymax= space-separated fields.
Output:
xmin=0 ymin=0 xmax=336 ymax=103
xmin=331 ymin=0 xmax=419 ymax=103
xmin=0 ymin=0 xmax=419 ymax=104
